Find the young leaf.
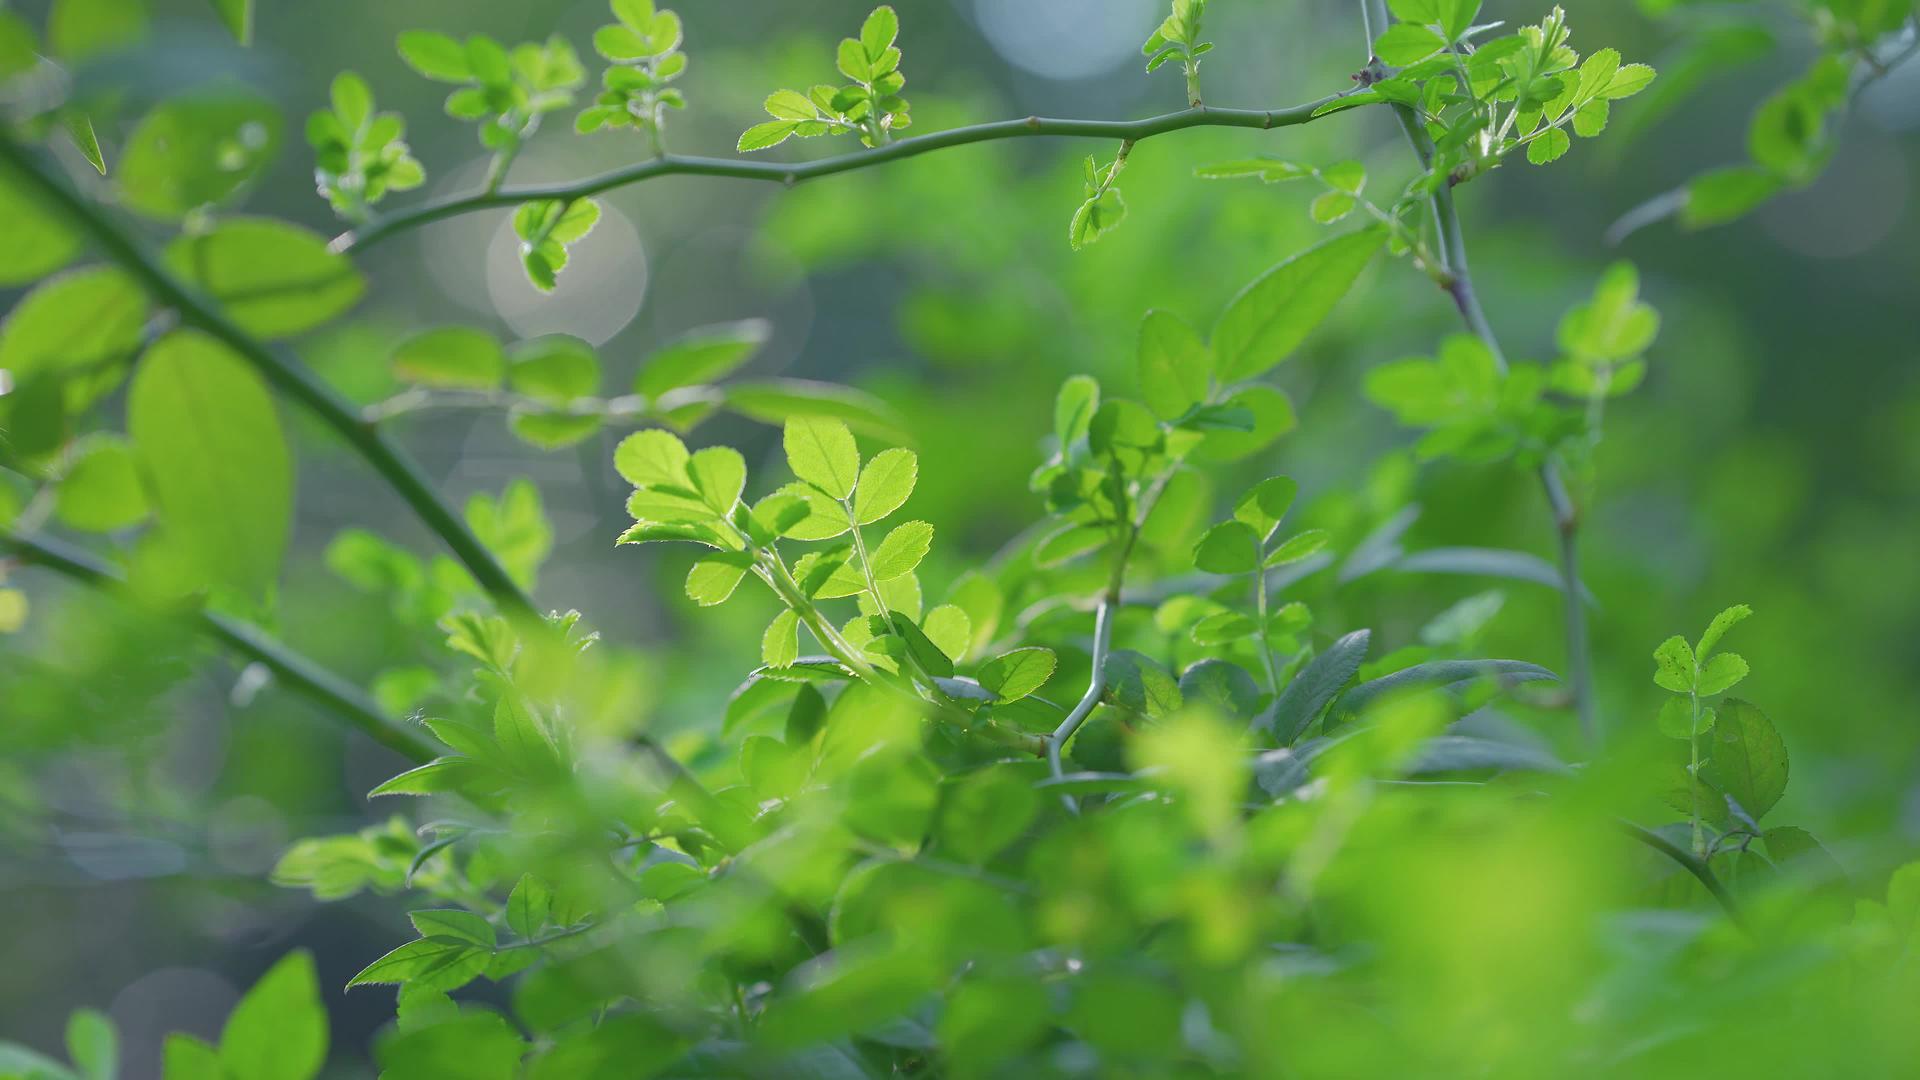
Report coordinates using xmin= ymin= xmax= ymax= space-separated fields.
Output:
xmin=165 ymin=219 xmax=365 ymax=339
xmin=410 ymin=909 xmax=496 ymax=948
xmin=615 ymin=429 xmax=692 ymax=489
xmin=870 ymin=521 xmax=933 ymax=580
xmin=784 ymin=416 xmax=861 ymax=499
xmin=1652 ymin=636 xmax=1695 ymax=693
xmin=1265 ymin=529 xmax=1330 ymax=567
xmin=977 ymin=647 xmax=1057 ymax=703
xmin=505 ymin=875 xmax=551 ymax=938
xmin=634 ymin=319 xmax=769 ymax=398
xmin=1213 ymin=229 xmax=1383 ymax=382
xmin=1233 ymin=476 xmax=1297 ymax=539
xmin=1193 ymin=521 xmax=1261 ymax=574
xmin=1137 ymin=309 xmax=1211 ymax=421
xmin=1697 ymin=652 xmax=1749 ymax=696
xmin=762 ymin=608 xmax=801 ymax=668
xmin=392 ymin=327 xmax=505 ymax=389
xmin=687 ymin=552 xmax=755 ymax=606
xmin=55 ymin=434 xmax=149 ymax=533
xmin=219 ymin=951 xmax=327 ymax=1080
xmin=347 ymin=938 xmax=488 ymax=993
xmin=128 ymin=331 xmax=292 ymax=597
xmin=853 ymin=447 xmax=917 ymax=524
xmin=1696 ymin=603 xmax=1752 ymax=659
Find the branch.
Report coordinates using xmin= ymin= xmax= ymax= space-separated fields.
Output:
xmin=335 ymin=100 xmax=1347 ymax=254
xmin=1360 ymin=5 xmax=1601 ymax=749
xmin=1616 ymin=818 xmax=1746 ymax=930
xmin=0 ymin=135 xmax=538 ymax=622
xmin=2 ymin=528 xmax=439 ymax=762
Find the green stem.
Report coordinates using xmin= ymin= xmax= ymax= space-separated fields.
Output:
xmin=1361 ymin=14 xmax=1601 ymax=750
xmin=1253 ymin=559 xmax=1282 ymax=700
xmin=1688 ymin=684 xmax=1705 ymax=859
xmin=0 ymin=135 xmax=539 ymax=622
xmin=1616 ymin=818 xmax=1744 ymax=930
xmin=336 ymin=100 xmax=1345 ymax=253
xmin=2 ymin=528 xmax=438 ymax=762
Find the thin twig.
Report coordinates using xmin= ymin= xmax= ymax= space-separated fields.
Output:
xmin=335 ymin=100 xmax=1347 ymax=253
xmin=0 ymin=135 xmax=539 ymax=621
xmin=1 ymin=528 xmax=438 ymax=761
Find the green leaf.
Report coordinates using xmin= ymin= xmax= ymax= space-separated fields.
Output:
xmin=1192 ymin=385 xmax=1296 ymax=462
xmin=1681 ymin=166 xmax=1783 ymax=229
xmin=852 ymin=447 xmax=916 ymax=525
xmin=1068 ymin=187 xmax=1127 ymax=250
xmin=118 ymin=93 xmax=281 ymax=220
xmin=1233 ymin=476 xmax=1297 ymax=539
xmin=1696 ymin=603 xmax=1752 ymax=659
xmin=870 ymin=520 xmax=933 ymax=580
xmin=1701 ymin=698 xmax=1788 ymax=820
xmin=0 ymin=267 xmax=149 ymax=398
xmin=687 ymin=552 xmax=755 ymax=606
xmin=768 ymin=483 xmax=851 ymax=540
xmin=348 ymin=937 xmax=489 ymax=993
xmin=1310 ymin=191 xmax=1357 ymax=223
xmin=50 ymin=0 xmax=148 ymax=60
xmin=507 ymin=335 xmax=599 ymax=403
xmin=738 ymin=120 xmax=799 ymax=152
xmin=494 ymin=693 xmax=561 ymax=771
xmin=219 ymin=950 xmax=327 ymax=1080
xmin=370 ymin=758 xmax=484 ymax=797
xmin=163 ymin=1034 xmax=221 ymax=1080
xmin=1212 ymin=229 xmax=1383 ymax=382
xmin=784 ymin=416 xmax=861 ymax=499
xmin=922 ymin=604 xmax=971 ymax=663
xmin=1180 ymin=659 xmax=1262 ymax=720
xmin=0 ymin=163 xmax=82 ymax=285
xmin=62 ymin=110 xmax=106 ymax=174
xmin=860 ymin=6 xmax=899 ymax=57
xmin=505 ymin=874 xmax=551 ymax=938
xmin=938 ymin=764 xmax=1038 ymax=865
xmin=1054 ymin=374 xmax=1100 ymax=452
xmin=1193 ymin=520 xmax=1261 ymax=574
xmin=686 ymin=446 xmax=747 ymax=513
xmin=614 ymin=429 xmax=691 ymax=488
xmin=1604 ymin=63 xmax=1657 ymax=100
xmin=1101 ymin=650 xmax=1183 ymax=719
xmin=634 ymin=319 xmax=768 ymax=398
xmin=410 ymin=909 xmax=497 ymax=947
xmin=166 ymin=218 xmax=365 ymax=339
xmin=1656 ymin=697 xmax=1712 ymax=740
xmin=1697 ymin=652 xmax=1749 ymax=696
xmin=1652 ymin=635 xmax=1694 ymax=693
xmin=1263 ymin=629 xmax=1370 ymax=741
xmin=397 ymin=30 xmax=471 ymax=81
xmin=209 ymin=0 xmax=251 ymax=44
xmin=837 ymin=37 xmax=873 ymax=82
xmin=1374 ymin=23 xmax=1446 ymax=65
xmin=55 ymin=434 xmax=149 ymax=533
xmin=65 ymin=1009 xmax=115 ymax=1080
xmin=1526 ymin=128 xmax=1571 ymax=165
xmin=1265 ymin=529 xmax=1330 ymax=567
xmin=1137 ymin=309 xmax=1210 ymax=420
xmin=762 ymin=608 xmax=801 ymax=668
xmin=392 ymin=327 xmax=505 ymax=389
xmin=722 ymin=378 xmax=909 ymax=443
xmin=1340 ymin=659 xmax=1557 ymax=717
xmin=129 ymin=331 xmax=292 ymax=597
xmin=977 ymin=647 xmax=1056 ymax=703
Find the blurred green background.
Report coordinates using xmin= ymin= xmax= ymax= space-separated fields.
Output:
xmin=3 ymin=0 xmax=1917 ymax=1073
